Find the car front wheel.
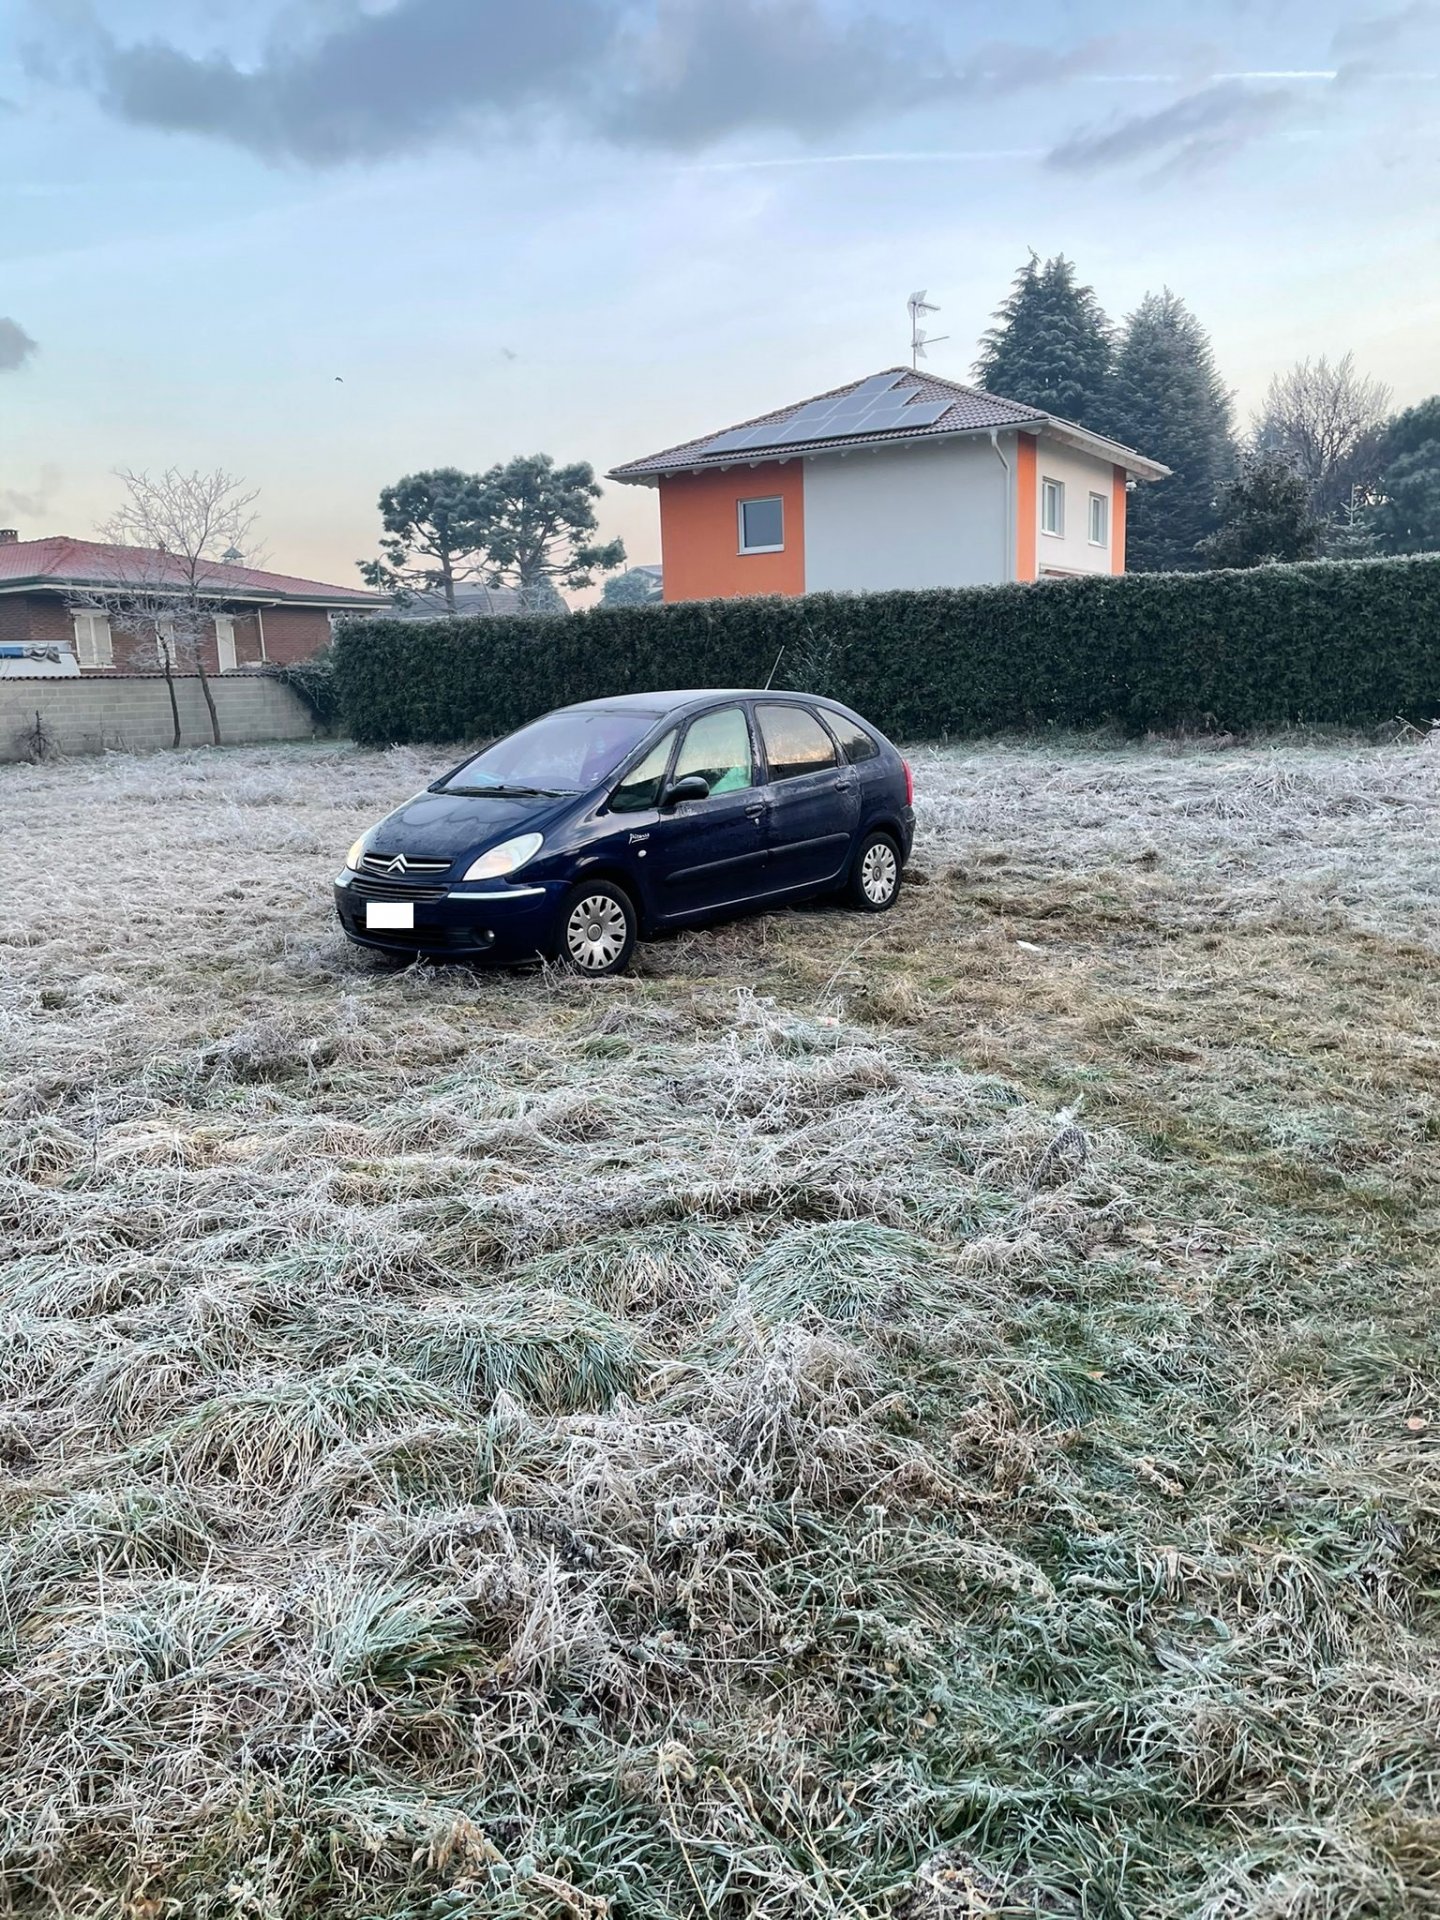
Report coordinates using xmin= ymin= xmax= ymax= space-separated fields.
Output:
xmin=847 ymin=831 xmax=902 ymax=912
xmin=559 ymin=880 xmax=638 ymax=976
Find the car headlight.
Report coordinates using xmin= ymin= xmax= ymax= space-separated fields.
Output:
xmin=463 ymin=832 xmax=544 ymax=882
xmin=345 ymin=836 xmax=368 ymax=870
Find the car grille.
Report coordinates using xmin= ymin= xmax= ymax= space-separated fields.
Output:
xmin=360 ymin=852 xmax=452 ymax=878
xmin=348 ymin=872 xmax=449 ymax=904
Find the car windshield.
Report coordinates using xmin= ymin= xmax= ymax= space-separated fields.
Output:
xmin=437 ymin=709 xmax=660 ymax=795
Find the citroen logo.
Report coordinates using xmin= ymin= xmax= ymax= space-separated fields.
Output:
xmin=383 ymin=855 xmax=409 ymax=875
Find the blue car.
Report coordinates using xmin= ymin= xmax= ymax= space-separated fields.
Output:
xmin=334 ymin=689 xmax=915 ymax=975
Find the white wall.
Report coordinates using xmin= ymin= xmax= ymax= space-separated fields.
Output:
xmin=1032 ymin=439 xmax=1118 ymax=578
xmin=802 ymin=436 xmax=1011 ymax=592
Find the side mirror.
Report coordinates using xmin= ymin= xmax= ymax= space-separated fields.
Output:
xmin=661 ymin=773 xmax=710 ymax=808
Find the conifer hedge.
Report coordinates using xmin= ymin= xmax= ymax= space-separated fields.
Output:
xmin=331 ymin=555 xmax=1440 ymax=745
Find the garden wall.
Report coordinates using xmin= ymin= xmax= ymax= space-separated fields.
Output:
xmin=0 ymin=672 xmax=320 ymax=763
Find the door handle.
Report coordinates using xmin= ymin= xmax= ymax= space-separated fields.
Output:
xmin=833 ymin=777 xmax=854 ymax=792
xmin=745 ymin=800 xmax=768 ymax=816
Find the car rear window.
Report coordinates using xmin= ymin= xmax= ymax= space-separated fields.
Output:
xmin=756 ymin=703 xmax=838 ymax=783
xmin=825 ymin=713 xmax=881 ymax=764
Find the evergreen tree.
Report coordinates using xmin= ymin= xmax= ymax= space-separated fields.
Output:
xmin=1370 ymin=397 xmax=1440 ymax=555
xmin=359 ymin=468 xmax=490 ymax=613
xmin=473 ymin=454 xmax=625 ymax=604
xmin=1199 ymin=453 xmax=1323 ymax=569
xmin=1106 ymin=290 xmax=1237 ymax=572
xmin=974 ymin=253 xmax=1113 ymax=432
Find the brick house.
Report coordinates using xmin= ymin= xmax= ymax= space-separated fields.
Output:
xmin=0 ymin=531 xmax=385 ymax=672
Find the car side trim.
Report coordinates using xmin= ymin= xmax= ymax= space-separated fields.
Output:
xmin=661 ymin=846 xmax=769 ymax=888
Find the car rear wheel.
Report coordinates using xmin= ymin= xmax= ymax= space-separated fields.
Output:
xmin=847 ymin=831 xmax=902 ymax=912
xmin=559 ymin=881 xmax=638 ymax=977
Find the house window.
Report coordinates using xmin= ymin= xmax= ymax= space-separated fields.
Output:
xmin=155 ymin=615 xmax=177 ymax=669
xmin=215 ymin=613 xmax=238 ymax=672
xmin=71 ymin=609 xmax=113 ymax=669
xmin=1089 ymin=492 xmax=1109 ymax=547
xmin=738 ymin=496 xmax=784 ymax=554
xmin=1041 ymin=479 xmax=1065 ymax=537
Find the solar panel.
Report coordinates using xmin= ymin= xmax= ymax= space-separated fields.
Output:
xmin=844 ymin=372 xmax=910 ymax=403
xmin=701 ymin=423 xmax=776 ymax=455
xmin=698 ymin=379 xmax=953 ymax=458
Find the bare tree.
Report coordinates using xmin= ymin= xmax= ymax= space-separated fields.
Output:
xmin=74 ymin=469 xmax=261 ymax=748
xmin=1252 ymin=353 xmax=1393 ymax=519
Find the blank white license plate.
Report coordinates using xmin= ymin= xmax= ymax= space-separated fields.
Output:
xmin=366 ymin=902 xmax=414 ymax=930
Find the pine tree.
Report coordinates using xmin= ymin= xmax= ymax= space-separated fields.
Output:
xmin=1371 ymin=397 xmax=1440 ymax=555
xmin=974 ymin=253 xmax=1113 ymax=432
xmin=1107 ymin=290 xmax=1238 ymax=572
xmin=1199 ymin=453 xmax=1323 ymax=569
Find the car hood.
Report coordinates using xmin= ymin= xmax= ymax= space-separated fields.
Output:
xmin=362 ymin=789 xmax=575 ymax=866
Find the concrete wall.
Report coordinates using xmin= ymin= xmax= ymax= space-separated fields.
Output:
xmin=802 ymin=436 xmax=1011 ymax=592
xmin=0 ymin=672 xmax=322 ymax=762
xmin=1032 ymin=439 xmax=1122 ymax=578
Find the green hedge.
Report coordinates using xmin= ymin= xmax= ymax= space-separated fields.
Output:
xmin=331 ymin=555 xmax=1440 ymax=745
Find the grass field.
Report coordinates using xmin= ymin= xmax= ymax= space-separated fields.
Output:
xmin=1 ymin=733 xmax=1437 ymax=1920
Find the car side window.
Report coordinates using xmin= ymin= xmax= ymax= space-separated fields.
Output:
xmin=609 ymin=730 xmax=676 ymax=812
xmin=673 ymin=706 xmax=754 ymax=795
xmin=827 ymin=714 xmax=881 ymax=764
xmin=756 ymin=703 xmax=838 ymax=782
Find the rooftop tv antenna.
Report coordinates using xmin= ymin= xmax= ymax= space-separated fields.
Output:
xmin=908 ymin=290 xmax=948 ymax=368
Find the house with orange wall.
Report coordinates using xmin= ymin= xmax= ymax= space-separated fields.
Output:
xmin=609 ymin=368 xmax=1169 ymax=601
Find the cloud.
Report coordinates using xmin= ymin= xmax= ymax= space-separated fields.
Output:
xmin=1330 ymin=1 xmax=1440 ymax=82
xmin=1331 ymin=1 xmax=1437 ymax=59
xmin=603 ymin=0 xmax=948 ymax=150
xmin=1045 ymin=81 xmax=1298 ymax=176
xmin=87 ymin=0 xmax=613 ymax=166
xmin=0 ymin=317 xmax=39 ymax=371
xmin=43 ymin=0 xmax=1127 ymax=168
xmin=0 ymin=465 xmax=62 ymax=521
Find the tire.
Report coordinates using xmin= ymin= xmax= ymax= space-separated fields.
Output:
xmin=558 ymin=880 xmax=638 ymax=977
xmin=846 ymin=830 xmax=902 ymax=913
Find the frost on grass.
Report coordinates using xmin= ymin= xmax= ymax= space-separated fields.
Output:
xmin=0 ymin=739 xmax=1437 ymax=1920
xmin=912 ymin=728 xmax=1440 ymax=950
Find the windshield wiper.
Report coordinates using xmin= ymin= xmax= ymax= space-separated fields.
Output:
xmin=439 ymin=782 xmax=571 ymax=798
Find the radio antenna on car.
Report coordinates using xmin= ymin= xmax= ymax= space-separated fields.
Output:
xmin=763 ymin=644 xmax=785 ymax=690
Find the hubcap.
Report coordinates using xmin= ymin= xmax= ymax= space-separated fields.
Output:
xmin=861 ymin=841 xmax=898 ymax=904
xmin=566 ymin=893 xmax=628 ymax=970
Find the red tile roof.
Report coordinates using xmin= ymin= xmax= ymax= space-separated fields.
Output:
xmin=0 ymin=536 xmax=385 ymax=605
xmin=609 ymin=366 xmax=1169 ymax=482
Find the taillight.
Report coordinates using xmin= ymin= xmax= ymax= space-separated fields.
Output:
xmin=902 ymin=759 xmax=914 ymax=807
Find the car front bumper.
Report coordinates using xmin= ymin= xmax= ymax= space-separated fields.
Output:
xmin=333 ymin=872 xmax=563 ymax=962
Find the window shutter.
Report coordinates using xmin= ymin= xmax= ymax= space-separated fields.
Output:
xmin=72 ymin=610 xmax=113 ymax=669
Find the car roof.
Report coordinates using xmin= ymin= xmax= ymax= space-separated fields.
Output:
xmin=558 ymin=688 xmax=851 ymax=717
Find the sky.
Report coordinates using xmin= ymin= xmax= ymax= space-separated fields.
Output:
xmin=1 ymin=0 xmax=1438 ymax=594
